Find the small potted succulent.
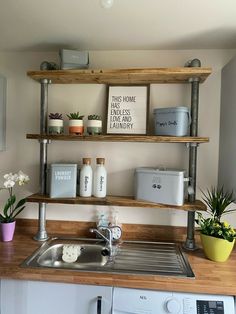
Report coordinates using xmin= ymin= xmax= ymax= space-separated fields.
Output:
xmin=67 ymin=112 xmax=84 ymax=135
xmin=87 ymin=115 xmax=102 ymax=135
xmin=48 ymin=113 xmax=64 ymax=134
xmin=196 ymin=186 xmax=236 ymax=262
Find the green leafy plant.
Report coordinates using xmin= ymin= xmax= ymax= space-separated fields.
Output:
xmin=0 ymin=171 xmax=30 ymax=223
xmin=196 ymin=187 xmax=236 ymax=242
xmin=88 ymin=114 xmax=102 ymax=120
xmin=67 ymin=112 xmax=84 ymax=120
xmin=202 ymin=186 xmax=236 ymax=221
xmin=49 ymin=113 xmax=63 ymax=120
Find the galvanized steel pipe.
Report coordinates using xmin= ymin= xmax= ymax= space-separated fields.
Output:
xmin=34 ymin=79 xmax=49 ymax=241
xmin=184 ymin=59 xmax=201 ymax=250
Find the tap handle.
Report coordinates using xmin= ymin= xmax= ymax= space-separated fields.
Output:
xmin=99 ymin=226 xmax=112 ymax=240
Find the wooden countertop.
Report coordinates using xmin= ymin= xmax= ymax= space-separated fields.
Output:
xmin=1 ymin=219 xmax=236 ymax=296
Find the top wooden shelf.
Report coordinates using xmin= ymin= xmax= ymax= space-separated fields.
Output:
xmin=27 ymin=67 xmax=212 ymax=84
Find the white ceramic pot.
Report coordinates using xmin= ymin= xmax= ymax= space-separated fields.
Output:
xmin=87 ymin=120 xmax=102 ymax=135
xmin=48 ymin=119 xmax=64 ymax=134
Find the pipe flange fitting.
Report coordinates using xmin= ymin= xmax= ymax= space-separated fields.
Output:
xmin=185 ymin=58 xmax=201 ymax=68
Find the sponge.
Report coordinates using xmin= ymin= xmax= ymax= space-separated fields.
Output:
xmin=62 ymin=245 xmax=81 ymax=263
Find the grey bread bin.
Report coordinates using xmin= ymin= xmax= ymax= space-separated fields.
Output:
xmin=134 ymin=167 xmax=187 ymax=206
xmin=49 ymin=164 xmax=77 ymax=198
xmin=153 ymin=106 xmax=190 ymax=136
xmin=59 ymin=49 xmax=89 ymax=70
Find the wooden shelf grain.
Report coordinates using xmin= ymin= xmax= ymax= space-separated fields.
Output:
xmin=27 ymin=67 xmax=212 ymax=84
xmin=27 ymin=193 xmax=207 ymax=211
xmin=26 ymin=134 xmax=209 ymax=144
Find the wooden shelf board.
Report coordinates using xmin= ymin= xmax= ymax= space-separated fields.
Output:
xmin=27 ymin=67 xmax=212 ymax=84
xmin=27 ymin=193 xmax=207 ymax=211
xmin=26 ymin=134 xmax=209 ymax=143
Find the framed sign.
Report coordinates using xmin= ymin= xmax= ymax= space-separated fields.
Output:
xmin=106 ymin=85 xmax=149 ymax=135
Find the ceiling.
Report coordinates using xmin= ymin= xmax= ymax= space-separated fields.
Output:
xmin=0 ymin=0 xmax=236 ymax=51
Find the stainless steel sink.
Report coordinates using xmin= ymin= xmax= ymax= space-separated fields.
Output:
xmin=22 ymin=237 xmax=194 ymax=278
xmin=23 ymin=238 xmax=109 ymax=270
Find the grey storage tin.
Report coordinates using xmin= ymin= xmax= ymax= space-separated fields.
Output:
xmin=134 ymin=167 xmax=186 ymax=206
xmin=49 ymin=164 xmax=77 ymax=198
xmin=59 ymin=49 xmax=89 ymax=69
xmin=153 ymin=106 xmax=190 ymax=136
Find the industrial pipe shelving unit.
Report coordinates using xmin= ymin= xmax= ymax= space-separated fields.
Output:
xmin=26 ymin=60 xmax=211 ymax=249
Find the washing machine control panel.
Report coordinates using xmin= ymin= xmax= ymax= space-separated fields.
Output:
xmin=196 ymin=300 xmax=224 ymax=314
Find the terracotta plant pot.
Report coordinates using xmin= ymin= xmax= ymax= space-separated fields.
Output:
xmin=0 ymin=221 xmax=16 ymax=242
xmin=48 ymin=119 xmax=64 ymax=134
xmin=200 ymin=233 xmax=235 ymax=262
xmin=87 ymin=119 xmax=102 ymax=135
xmin=69 ymin=119 xmax=84 ymax=135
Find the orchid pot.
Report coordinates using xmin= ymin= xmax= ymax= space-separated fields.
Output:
xmin=0 ymin=221 xmax=16 ymax=242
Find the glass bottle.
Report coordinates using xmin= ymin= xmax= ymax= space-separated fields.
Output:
xmin=79 ymin=158 xmax=92 ymax=197
xmin=93 ymin=158 xmax=107 ymax=198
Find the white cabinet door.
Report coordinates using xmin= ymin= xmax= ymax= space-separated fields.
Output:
xmin=1 ymin=279 xmax=112 ymax=314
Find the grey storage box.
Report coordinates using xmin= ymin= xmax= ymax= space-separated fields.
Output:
xmin=134 ymin=167 xmax=187 ymax=206
xmin=153 ymin=106 xmax=190 ymax=136
xmin=59 ymin=49 xmax=89 ymax=70
xmin=49 ymin=164 xmax=77 ymax=198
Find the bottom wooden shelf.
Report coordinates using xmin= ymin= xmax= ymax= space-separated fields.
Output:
xmin=26 ymin=193 xmax=207 ymax=211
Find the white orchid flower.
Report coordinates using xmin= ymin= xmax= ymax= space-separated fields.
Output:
xmin=3 ymin=173 xmax=10 ymax=180
xmin=17 ymin=170 xmax=30 ymax=186
xmin=3 ymin=173 xmax=18 ymax=182
xmin=1 ymin=170 xmax=30 ymax=224
xmin=3 ymin=180 xmax=16 ymax=188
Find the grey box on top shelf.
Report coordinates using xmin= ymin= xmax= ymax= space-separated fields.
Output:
xmin=153 ymin=106 xmax=190 ymax=136
xmin=49 ymin=164 xmax=77 ymax=198
xmin=59 ymin=49 xmax=89 ymax=70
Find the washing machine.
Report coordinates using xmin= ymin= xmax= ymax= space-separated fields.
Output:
xmin=112 ymin=287 xmax=235 ymax=314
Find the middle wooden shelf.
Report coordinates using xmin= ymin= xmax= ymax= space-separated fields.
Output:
xmin=27 ymin=193 xmax=207 ymax=211
xmin=26 ymin=134 xmax=209 ymax=144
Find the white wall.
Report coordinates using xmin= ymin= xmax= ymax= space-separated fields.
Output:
xmin=0 ymin=50 xmax=235 ymax=226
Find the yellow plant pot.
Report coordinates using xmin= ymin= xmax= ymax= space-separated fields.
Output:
xmin=200 ymin=233 xmax=235 ymax=262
